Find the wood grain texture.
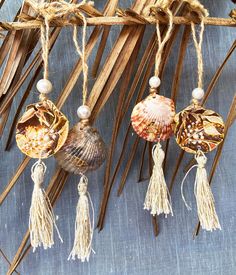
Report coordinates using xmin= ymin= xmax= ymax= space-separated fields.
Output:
xmin=0 ymin=0 xmax=236 ymax=274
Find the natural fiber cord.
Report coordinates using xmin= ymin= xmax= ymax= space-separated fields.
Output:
xmin=29 ymin=160 xmax=63 ymax=251
xmin=144 ymin=143 xmax=173 ymax=216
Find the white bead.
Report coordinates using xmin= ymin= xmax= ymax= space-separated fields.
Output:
xmin=36 ymin=79 xmax=53 ymax=94
xmin=77 ymin=105 xmax=91 ymax=119
xmin=192 ymin=87 xmax=204 ymax=100
xmin=149 ymin=76 xmax=161 ymax=88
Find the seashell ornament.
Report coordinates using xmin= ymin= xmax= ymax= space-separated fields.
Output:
xmin=131 ymin=76 xmax=174 ymax=217
xmin=175 ymin=88 xmax=225 ymax=231
xmin=174 ymin=102 xmax=224 ymax=154
xmin=16 ymin=97 xmax=69 ymax=159
xmin=55 ymin=118 xmax=106 ymax=175
xmin=15 ymin=79 xmax=68 ymax=251
xmin=131 ymin=77 xmax=175 ymax=142
xmin=55 ymin=105 xmax=106 ymax=262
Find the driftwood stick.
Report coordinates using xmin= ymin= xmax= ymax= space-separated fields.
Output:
xmin=0 ymin=16 xmax=235 ymax=31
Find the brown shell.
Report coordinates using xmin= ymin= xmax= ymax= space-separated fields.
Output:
xmin=174 ymin=104 xmax=225 ymax=154
xmin=55 ymin=121 xmax=106 ymax=174
xmin=16 ymin=99 xmax=69 ymax=159
xmin=131 ymin=93 xmax=175 ymax=142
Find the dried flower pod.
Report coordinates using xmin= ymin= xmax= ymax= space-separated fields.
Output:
xmin=16 ymin=100 xmax=69 ymax=159
xmin=174 ymin=105 xmax=225 ymax=154
xmin=55 ymin=121 xmax=106 ymax=174
xmin=131 ymin=93 xmax=175 ymax=142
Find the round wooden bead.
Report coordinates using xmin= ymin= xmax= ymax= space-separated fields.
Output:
xmin=36 ymin=79 xmax=53 ymax=94
xmin=174 ymin=105 xmax=225 ymax=154
xmin=77 ymin=105 xmax=91 ymax=119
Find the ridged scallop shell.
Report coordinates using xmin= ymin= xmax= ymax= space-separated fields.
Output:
xmin=55 ymin=121 xmax=106 ymax=174
xmin=131 ymin=93 xmax=175 ymax=142
xmin=174 ymin=104 xmax=225 ymax=154
xmin=16 ymin=99 xmax=69 ymax=159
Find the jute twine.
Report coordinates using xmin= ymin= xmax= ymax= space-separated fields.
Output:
xmin=143 ymin=0 xmax=208 ymax=78
xmin=26 ymin=0 xmax=93 ymax=81
xmin=143 ymin=0 xmax=174 ymax=77
xmin=72 ymin=13 xmax=89 ymax=105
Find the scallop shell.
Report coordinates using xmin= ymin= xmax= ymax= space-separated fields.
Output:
xmin=55 ymin=121 xmax=106 ymax=174
xmin=16 ymin=99 xmax=69 ymax=159
xmin=174 ymin=104 xmax=225 ymax=154
xmin=131 ymin=93 xmax=175 ymax=142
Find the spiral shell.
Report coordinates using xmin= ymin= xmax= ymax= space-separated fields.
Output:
xmin=16 ymin=99 xmax=69 ymax=159
xmin=55 ymin=121 xmax=106 ymax=174
xmin=131 ymin=93 xmax=175 ymax=142
xmin=174 ymin=104 xmax=225 ymax=154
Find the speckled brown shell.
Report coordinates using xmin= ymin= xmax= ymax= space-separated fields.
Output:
xmin=16 ymin=100 xmax=69 ymax=159
xmin=174 ymin=104 xmax=225 ymax=154
xmin=131 ymin=93 xmax=175 ymax=142
xmin=55 ymin=121 xmax=106 ymax=174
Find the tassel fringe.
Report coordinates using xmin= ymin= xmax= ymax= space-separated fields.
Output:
xmin=30 ymin=160 xmax=63 ymax=252
xmin=68 ymin=174 xmax=94 ymax=262
xmin=181 ymin=151 xmax=221 ymax=231
xmin=144 ymin=143 xmax=173 ymax=216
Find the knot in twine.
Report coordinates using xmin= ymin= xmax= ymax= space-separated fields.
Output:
xmin=25 ymin=0 xmax=94 ymax=21
xmin=142 ymin=0 xmax=174 ymax=16
xmin=182 ymin=0 xmax=209 ymax=19
xmin=31 ymin=159 xmax=46 ymax=188
xmin=25 ymin=0 xmax=93 ymax=81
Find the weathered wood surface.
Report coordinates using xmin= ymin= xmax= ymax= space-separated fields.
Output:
xmin=0 ymin=0 xmax=236 ymax=274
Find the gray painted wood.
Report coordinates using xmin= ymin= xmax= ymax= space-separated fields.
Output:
xmin=0 ymin=1 xmax=236 ymax=274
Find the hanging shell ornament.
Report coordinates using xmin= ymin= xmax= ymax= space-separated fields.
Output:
xmin=174 ymin=97 xmax=225 ymax=154
xmin=175 ymin=88 xmax=225 ymax=232
xmin=131 ymin=76 xmax=175 ymax=142
xmin=55 ymin=105 xmax=106 ymax=174
xmin=16 ymin=99 xmax=69 ymax=159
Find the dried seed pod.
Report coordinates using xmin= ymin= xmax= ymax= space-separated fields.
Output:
xmin=55 ymin=121 xmax=106 ymax=174
xmin=16 ymin=100 xmax=69 ymax=159
xmin=174 ymin=105 xmax=225 ymax=154
xmin=131 ymin=93 xmax=175 ymax=142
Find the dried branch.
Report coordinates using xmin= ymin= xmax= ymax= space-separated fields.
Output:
xmin=0 ymin=16 xmax=236 ymax=31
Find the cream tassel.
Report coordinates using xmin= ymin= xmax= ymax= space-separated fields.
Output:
xmin=181 ymin=151 xmax=221 ymax=231
xmin=144 ymin=143 xmax=173 ymax=216
xmin=68 ymin=174 xmax=94 ymax=262
xmin=29 ymin=160 xmax=63 ymax=252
